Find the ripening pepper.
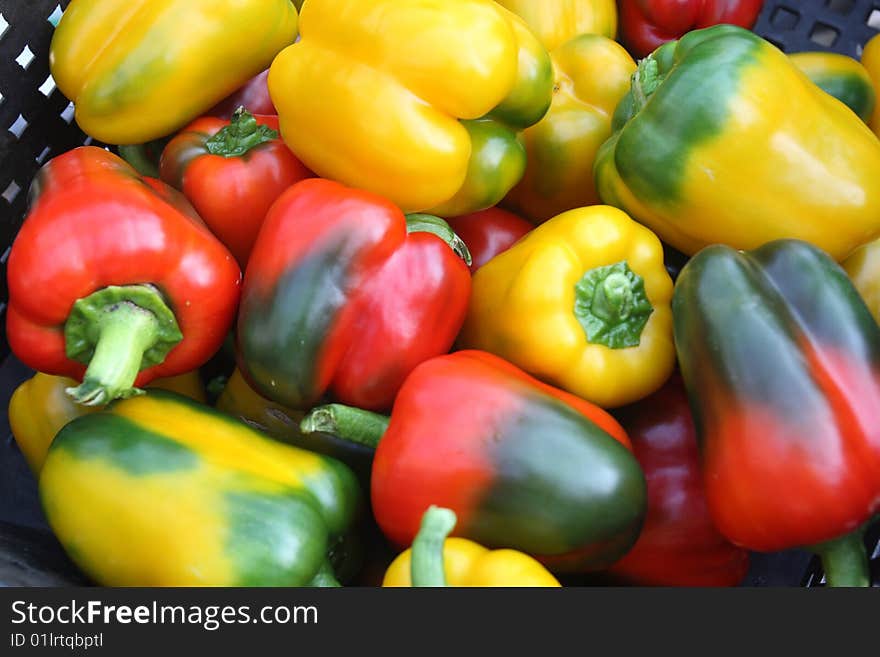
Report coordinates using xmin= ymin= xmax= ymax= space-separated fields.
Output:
xmin=9 ymin=371 xmax=206 ymax=475
xmin=300 ymin=350 xmax=647 ymax=573
xmin=673 ymin=239 xmax=880 ymax=587
xmin=790 ymin=52 xmax=876 ymax=123
xmin=383 ymin=506 xmax=561 ymax=587
xmin=843 ymin=238 xmax=880 ymax=325
xmin=459 ymin=205 xmax=675 ymax=408
xmin=40 ymin=390 xmax=362 ymax=586
xmin=216 ymin=369 xmax=373 ymax=482
xmin=6 ymin=146 xmax=241 ymax=406
xmin=495 ymin=0 xmax=617 ymax=50
xmin=49 ymin=0 xmax=298 ymax=144
xmin=159 ymin=108 xmax=312 ymax=267
xmin=504 ymin=34 xmax=636 ymax=224
xmin=237 ymin=178 xmax=472 ymax=412
xmin=268 ymin=0 xmax=553 ymax=215
xmin=618 ymin=0 xmax=764 ymax=58
xmin=864 ymin=34 xmax=880 ymax=134
xmin=446 ymin=207 xmax=533 ymax=273
xmin=595 ymin=25 xmax=880 ymax=262
xmin=209 ymin=70 xmax=276 ymax=119
xmin=608 ymin=377 xmax=750 ymax=587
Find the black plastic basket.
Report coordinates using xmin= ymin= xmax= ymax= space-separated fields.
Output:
xmin=0 ymin=0 xmax=878 ymax=586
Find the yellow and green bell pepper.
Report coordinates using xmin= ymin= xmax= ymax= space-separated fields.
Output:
xmin=50 ymin=0 xmax=299 ymax=144
xmin=268 ymin=0 xmax=553 ymax=215
xmin=595 ymin=25 xmax=880 ymax=262
xmin=40 ymin=390 xmax=361 ymax=586
xmin=9 ymin=371 xmax=205 ymax=475
xmin=496 ymin=0 xmax=617 ymax=50
xmin=459 ymin=205 xmax=674 ymax=408
xmin=864 ymin=34 xmax=880 ymax=135
xmin=843 ymin=238 xmax=880 ymax=325
xmin=505 ymin=34 xmax=636 ymax=224
xmin=383 ymin=506 xmax=561 ymax=587
xmin=789 ymin=52 xmax=876 ymax=123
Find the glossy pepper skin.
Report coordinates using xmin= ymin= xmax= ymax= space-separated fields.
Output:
xmin=362 ymin=350 xmax=646 ymax=573
xmin=446 ymin=207 xmax=532 ymax=273
xmin=237 ymin=178 xmax=472 ymax=412
xmin=504 ymin=34 xmax=636 ymax=224
xmin=495 ymin=0 xmax=617 ymax=50
xmin=9 ymin=371 xmax=205 ymax=475
xmin=49 ymin=0 xmax=298 ymax=144
xmin=673 ymin=239 xmax=880 ymax=587
xmin=595 ymin=26 xmax=880 ymax=262
xmin=40 ymin=390 xmax=361 ymax=586
xmin=383 ymin=506 xmax=561 ymax=587
xmin=209 ymin=70 xmax=276 ymax=119
xmin=618 ymin=0 xmax=764 ymax=58
xmin=460 ymin=205 xmax=674 ymax=408
xmin=268 ymin=0 xmax=553 ymax=215
xmin=160 ymin=109 xmax=312 ymax=267
xmin=6 ymin=147 xmax=241 ymax=406
xmin=864 ymin=34 xmax=880 ymax=134
xmin=790 ymin=52 xmax=876 ymax=123
xmin=608 ymin=377 xmax=750 ymax=587
xmin=843 ymin=239 xmax=880 ymax=325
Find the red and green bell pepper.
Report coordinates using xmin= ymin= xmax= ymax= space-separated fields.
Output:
xmin=446 ymin=207 xmax=532 ymax=273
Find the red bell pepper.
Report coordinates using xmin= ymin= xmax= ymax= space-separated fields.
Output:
xmin=446 ymin=207 xmax=532 ymax=273
xmin=299 ymin=350 xmax=647 ymax=573
xmin=619 ymin=0 xmax=765 ymax=58
xmin=674 ymin=239 xmax=880 ymax=586
xmin=208 ymin=69 xmax=276 ymax=119
xmin=159 ymin=108 xmax=312 ymax=267
xmin=236 ymin=178 xmax=472 ymax=412
xmin=6 ymin=146 xmax=241 ymax=406
xmin=608 ymin=376 xmax=750 ymax=586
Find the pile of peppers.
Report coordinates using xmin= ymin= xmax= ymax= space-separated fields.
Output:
xmin=4 ymin=0 xmax=880 ymax=588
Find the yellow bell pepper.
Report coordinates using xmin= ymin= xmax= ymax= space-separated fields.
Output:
xmin=496 ymin=0 xmax=618 ymax=50
xmin=864 ymin=34 xmax=880 ymax=135
xmin=459 ymin=205 xmax=674 ymax=408
xmin=789 ymin=52 xmax=876 ymax=124
xmin=843 ymin=238 xmax=880 ymax=325
xmin=383 ymin=506 xmax=561 ymax=587
xmin=268 ymin=0 xmax=553 ymax=215
xmin=50 ymin=0 xmax=299 ymax=144
xmin=9 ymin=371 xmax=205 ymax=475
xmin=505 ymin=34 xmax=636 ymax=224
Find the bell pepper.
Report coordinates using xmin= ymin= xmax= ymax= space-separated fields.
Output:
xmin=268 ymin=0 xmax=553 ymax=215
xmin=608 ymin=377 xmax=750 ymax=587
xmin=864 ymin=34 xmax=880 ymax=134
xmin=595 ymin=26 xmax=880 ymax=262
xmin=237 ymin=178 xmax=472 ymax=412
xmin=383 ymin=506 xmax=561 ymax=587
xmin=6 ymin=146 xmax=241 ymax=406
xmin=209 ymin=70 xmax=276 ymax=119
xmin=790 ymin=52 xmax=876 ymax=123
xmin=49 ymin=0 xmax=298 ymax=144
xmin=216 ymin=369 xmax=374 ymax=481
xmin=159 ymin=108 xmax=313 ymax=267
xmin=9 ymin=371 xmax=205 ymax=476
xmin=504 ymin=34 xmax=636 ymax=224
xmin=673 ymin=239 xmax=880 ymax=587
xmin=842 ymin=238 xmax=880 ymax=325
xmin=618 ymin=0 xmax=764 ymax=58
xmin=459 ymin=205 xmax=674 ymax=408
xmin=300 ymin=350 xmax=647 ymax=573
xmin=495 ymin=0 xmax=617 ymax=50
xmin=40 ymin=390 xmax=361 ymax=586
xmin=446 ymin=207 xmax=532 ymax=273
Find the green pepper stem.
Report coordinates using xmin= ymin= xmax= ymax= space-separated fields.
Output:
xmin=411 ymin=506 xmax=457 ymax=587
xmin=573 ymin=260 xmax=653 ymax=349
xmin=118 ymin=144 xmax=160 ymax=178
xmin=814 ymin=531 xmax=869 ymax=587
xmin=405 ymin=213 xmax=472 ymax=267
xmin=308 ymin=561 xmax=342 ymax=588
xmin=204 ymin=106 xmax=278 ymax=158
xmin=631 ymin=56 xmax=661 ymax=113
xmin=299 ymin=404 xmax=390 ymax=450
xmin=64 ymin=285 xmax=183 ymax=407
